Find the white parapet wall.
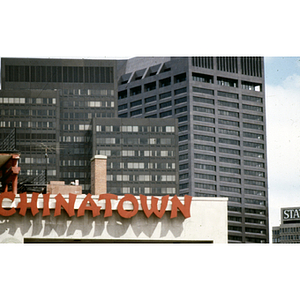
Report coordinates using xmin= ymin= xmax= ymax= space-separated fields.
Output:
xmin=0 ymin=193 xmax=228 ymax=243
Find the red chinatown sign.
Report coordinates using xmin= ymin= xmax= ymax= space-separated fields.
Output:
xmin=0 ymin=192 xmax=192 ymax=219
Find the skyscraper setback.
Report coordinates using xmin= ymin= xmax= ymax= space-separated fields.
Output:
xmin=0 ymin=56 xmax=269 ymax=243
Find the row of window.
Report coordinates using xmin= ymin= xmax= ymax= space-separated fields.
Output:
xmin=96 ymin=125 xmax=175 ymax=133
xmin=61 ymin=100 xmax=114 ymax=108
xmin=108 ymin=186 xmax=176 ymax=196
xmin=192 ymin=73 xmax=262 ymax=91
xmin=2 ymin=109 xmax=56 ymax=117
xmin=107 ymin=174 xmax=176 ymax=182
xmin=5 ymin=65 xmax=114 ymax=84
xmin=192 ymin=135 xmax=264 ymax=149
xmin=61 ymin=111 xmax=114 ymax=119
xmin=61 ymin=89 xmax=114 ymax=97
xmin=118 ymin=73 xmax=186 ymax=98
xmin=97 ymin=149 xmax=174 ymax=157
xmin=193 ymin=105 xmax=263 ymax=116
xmin=0 ymin=97 xmax=56 ymax=104
xmin=0 ymin=121 xmax=56 ymax=129
xmin=193 ymin=125 xmax=264 ymax=139
xmin=193 ymin=113 xmax=263 ymax=124
xmin=192 ymin=57 xmax=263 ymax=78
xmin=107 ymin=162 xmax=175 ymax=170
xmin=191 ymin=163 xmax=265 ymax=175
xmin=96 ymin=137 xmax=173 ymax=145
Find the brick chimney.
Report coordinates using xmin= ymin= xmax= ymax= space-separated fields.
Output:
xmin=91 ymin=155 xmax=107 ymax=195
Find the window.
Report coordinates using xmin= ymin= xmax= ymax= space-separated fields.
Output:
xmin=242 ymin=104 xmax=263 ymax=112
xmin=219 ymin=119 xmax=239 ymax=127
xmin=218 ymin=100 xmax=239 ymax=108
xmin=194 ymin=153 xmax=216 ymax=162
xmin=130 ymin=109 xmax=142 ymax=116
xmin=194 ymin=134 xmax=215 ymax=142
xmin=244 ymin=161 xmax=265 ymax=168
xmin=219 ymin=138 xmax=240 ymax=146
xmin=145 ymin=95 xmax=157 ymax=103
xmin=217 ymin=77 xmax=238 ymax=87
xmin=193 ymin=115 xmax=215 ymax=123
xmin=194 ymin=144 xmax=216 ymax=152
xmin=218 ymin=110 xmax=239 ymax=118
xmin=175 ymin=96 xmax=187 ymax=105
xmin=219 ymin=157 xmax=240 ymax=165
xmin=193 ymin=96 xmax=214 ymax=105
xmin=175 ymin=106 xmax=187 ymax=114
xmin=174 ymin=73 xmax=186 ymax=83
xmin=193 ymin=106 xmax=215 ymax=114
xmin=160 ymin=110 xmax=172 ymax=118
xmin=118 ymin=103 xmax=128 ymax=110
xmin=130 ymin=86 xmax=142 ymax=96
xmin=159 ymin=91 xmax=172 ymax=100
xmin=144 ymin=81 xmax=156 ymax=91
xmin=217 ymin=91 xmax=238 ymax=99
xmin=194 ymin=124 xmax=215 ymax=133
xmin=192 ymin=72 xmax=213 ymax=83
xmin=145 ymin=105 xmax=157 ymax=113
xmin=243 ymin=113 xmax=263 ymax=121
xmin=193 ymin=86 xmax=214 ymax=95
xmin=219 ymin=167 xmax=240 ymax=174
xmin=242 ymin=95 xmax=263 ymax=103
xmin=221 ymin=186 xmax=241 ymax=193
xmin=220 ymin=176 xmax=241 ymax=184
xmin=159 ymin=77 xmax=171 ymax=87
xmin=160 ymin=101 xmax=172 ymax=109
xmin=118 ymin=90 xmax=127 ymax=99
xmin=130 ymin=99 xmax=142 ymax=107
xmin=195 ymin=183 xmax=216 ymax=190
xmin=219 ymin=147 xmax=240 ymax=155
xmin=175 ymin=87 xmax=187 ymax=95
xmin=241 ymin=81 xmax=262 ymax=92
xmin=194 ymin=163 xmax=216 ymax=171
xmin=219 ymin=128 xmax=239 ymax=136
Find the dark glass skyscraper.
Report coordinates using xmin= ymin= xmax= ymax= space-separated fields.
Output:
xmin=117 ymin=57 xmax=269 ymax=243
xmin=0 ymin=58 xmax=178 ymax=196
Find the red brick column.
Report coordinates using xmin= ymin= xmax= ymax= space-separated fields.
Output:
xmin=90 ymin=155 xmax=107 ymax=195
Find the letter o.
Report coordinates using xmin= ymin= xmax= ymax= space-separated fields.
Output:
xmin=117 ymin=194 xmax=139 ymax=218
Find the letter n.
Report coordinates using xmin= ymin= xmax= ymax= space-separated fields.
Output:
xmin=170 ymin=195 xmax=192 ymax=219
xmin=54 ymin=193 xmax=76 ymax=217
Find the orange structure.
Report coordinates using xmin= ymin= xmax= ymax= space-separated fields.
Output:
xmin=0 ymin=153 xmax=21 ymax=195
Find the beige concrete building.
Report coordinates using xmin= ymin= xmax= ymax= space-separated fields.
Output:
xmin=0 ymin=193 xmax=228 ymax=243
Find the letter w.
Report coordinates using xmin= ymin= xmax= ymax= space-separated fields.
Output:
xmin=140 ymin=194 xmax=168 ymax=218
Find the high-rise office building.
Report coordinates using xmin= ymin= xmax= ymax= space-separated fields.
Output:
xmin=0 ymin=58 xmax=178 ymax=196
xmin=117 ymin=57 xmax=269 ymax=243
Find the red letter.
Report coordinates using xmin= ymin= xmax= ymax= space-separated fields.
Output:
xmin=117 ymin=194 xmax=139 ymax=218
xmin=54 ymin=193 xmax=76 ymax=217
xmin=170 ymin=195 xmax=192 ymax=219
xmin=0 ymin=192 xmax=16 ymax=216
xmin=17 ymin=192 xmax=39 ymax=216
xmin=99 ymin=193 xmax=118 ymax=217
xmin=140 ymin=194 xmax=169 ymax=218
xmin=77 ymin=194 xmax=101 ymax=217
xmin=42 ymin=193 xmax=50 ymax=217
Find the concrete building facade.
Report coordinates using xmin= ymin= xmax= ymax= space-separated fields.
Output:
xmin=117 ymin=57 xmax=269 ymax=243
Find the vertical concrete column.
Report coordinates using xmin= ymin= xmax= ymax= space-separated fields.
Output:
xmin=90 ymin=155 xmax=107 ymax=195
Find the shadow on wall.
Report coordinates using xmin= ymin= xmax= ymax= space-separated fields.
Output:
xmin=0 ymin=210 xmax=185 ymax=240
